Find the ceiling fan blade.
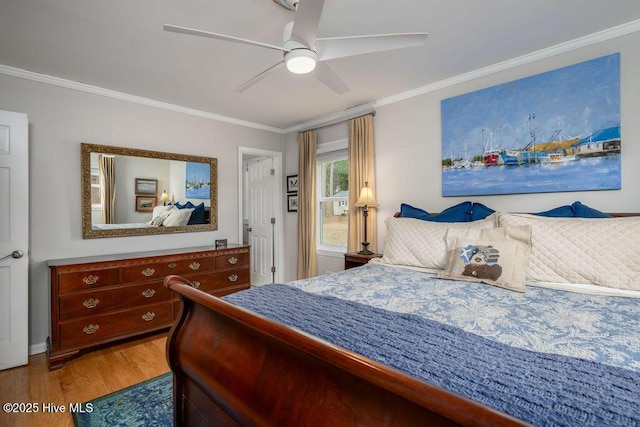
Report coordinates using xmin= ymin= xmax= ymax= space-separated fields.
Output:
xmin=290 ymin=0 xmax=325 ymax=48
xmin=235 ymin=61 xmax=286 ymax=93
xmin=314 ymin=62 xmax=349 ymax=95
xmin=316 ymin=32 xmax=428 ymax=61
xmin=164 ymin=24 xmax=288 ymax=53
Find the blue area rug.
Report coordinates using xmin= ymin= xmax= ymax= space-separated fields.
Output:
xmin=72 ymin=373 xmax=173 ymax=427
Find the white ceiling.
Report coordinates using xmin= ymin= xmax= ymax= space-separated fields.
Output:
xmin=2 ymin=0 xmax=640 ymax=131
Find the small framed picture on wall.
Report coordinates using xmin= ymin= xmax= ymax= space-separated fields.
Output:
xmin=135 ymin=178 xmax=158 ymax=195
xmin=135 ymin=196 xmax=157 ymax=212
xmin=287 ymin=194 xmax=298 ymax=212
xmin=286 ymin=175 xmax=298 ymax=193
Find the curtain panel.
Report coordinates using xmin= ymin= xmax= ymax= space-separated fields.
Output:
xmin=297 ymin=130 xmax=318 ymax=279
xmin=347 ymin=114 xmax=377 ymax=253
xmin=99 ymin=154 xmax=116 ymax=225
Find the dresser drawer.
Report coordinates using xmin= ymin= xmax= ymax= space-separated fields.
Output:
xmin=121 ymin=256 xmax=215 ymax=283
xmin=215 ymin=252 xmax=249 ymax=269
xmin=58 ymin=281 xmax=173 ymax=321
xmin=58 ymin=302 xmax=172 ymax=349
xmin=184 ymin=269 xmax=249 ymax=293
xmin=58 ymin=268 xmax=120 ymax=293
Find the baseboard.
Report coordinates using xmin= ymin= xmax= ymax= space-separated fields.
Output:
xmin=29 ymin=341 xmax=48 ymax=356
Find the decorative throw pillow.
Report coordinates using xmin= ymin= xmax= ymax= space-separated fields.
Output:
xmin=163 ymin=207 xmax=194 ymax=227
xmin=381 ymin=215 xmax=496 ymax=270
xmin=400 ymin=202 xmax=472 ymax=222
xmin=148 ymin=205 xmax=173 ymax=227
xmin=471 ymin=202 xmax=495 ymax=221
xmin=184 ymin=202 xmax=206 ymax=224
xmin=534 ymin=205 xmax=574 ymax=217
xmin=438 ymin=226 xmax=532 ymax=292
xmin=571 ymin=201 xmax=611 ymax=218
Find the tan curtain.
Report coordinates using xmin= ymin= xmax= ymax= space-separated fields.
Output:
xmin=348 ymin=114 xmax=377 ymax=253
xmin=99 ymin=155 xmax=116 ymax=224
xmin=297 ymin=130 xmax=318 ymax=279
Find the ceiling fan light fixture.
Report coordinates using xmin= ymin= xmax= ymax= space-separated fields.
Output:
xmin=284 ymin=49 xmax=317 ymax=74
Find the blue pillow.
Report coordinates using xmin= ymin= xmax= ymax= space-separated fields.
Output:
xmin=534 ymin=205 xmax=574 ymax=217
xmin=172 ymin=201 xmax=206 ymax=224
xmin=185 ymin=202 xmax=206 ymax=224
xmin=400 ymin=202 xmax=472 ymax=222
xmin=471 ymin=203 xmax=495 ymax=221
xmin=572 ymin=201 xmax=611 ymax=218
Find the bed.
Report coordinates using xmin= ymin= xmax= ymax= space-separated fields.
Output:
xmin=92 ymin=204 xmax=210 ymax=230
xmin=163 ymin=203 xmax=640 ymax=426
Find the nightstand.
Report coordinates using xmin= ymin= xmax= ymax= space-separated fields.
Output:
xmin=344 ymin=252 xmax=383 ymax=269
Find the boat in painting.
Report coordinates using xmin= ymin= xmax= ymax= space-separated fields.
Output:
xmin=539 ymin=152 xmax=577 ymax=164
xmin=574 ymin=125 xmax=621 ymax=158
xmin=483 ymin=149 xmax=501 ymax=166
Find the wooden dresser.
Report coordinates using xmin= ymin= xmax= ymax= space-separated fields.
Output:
xmin=47 ymin=244 xmax=250 ymax=370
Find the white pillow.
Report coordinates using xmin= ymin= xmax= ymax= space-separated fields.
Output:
xmin=498 ymin=213 xmax=640 ymax=291
xmin=163 ymin=207 xmax=194 ymax=227
xmin=148 ymin=205 xmax=173 ymax=227
xmin=381 ymin=215 xmax=496 ymax=270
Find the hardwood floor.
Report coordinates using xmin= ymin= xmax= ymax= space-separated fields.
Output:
xmin=0 ymin=332 xmax=170 ymax=427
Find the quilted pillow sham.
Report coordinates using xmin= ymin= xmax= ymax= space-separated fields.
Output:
xmin=163 ymin=207 xmax=194 ymax=227
xmin=437 ymin=226 xmax=532 ymax=292
xmin=497 ymin=213 xmax=640 ymax=291
xmin=381 ymin=215 xmax=496 ymax=270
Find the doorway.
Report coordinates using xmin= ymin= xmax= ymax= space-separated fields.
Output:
xmin=238 ymin=147 xmax=284 ymax=286
xmin=0 ymin=110 xmax=29 ymax=370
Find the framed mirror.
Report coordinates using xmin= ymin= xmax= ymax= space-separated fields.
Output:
xmin=81 ymin=143 xmax=217 ymax=239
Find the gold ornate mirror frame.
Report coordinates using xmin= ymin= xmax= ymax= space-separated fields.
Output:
xmin=81 ymin=143 xmax=218 ymax=239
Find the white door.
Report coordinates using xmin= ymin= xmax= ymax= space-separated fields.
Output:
xmin=247 ymin=157 xmax=274 ymax=286
xmin=0 ymin=110 xmax=29 ymax=370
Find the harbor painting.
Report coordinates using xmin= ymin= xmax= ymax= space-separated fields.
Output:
xmin=441 ymin=53 xmax=620 ymax=197
xmin=185 ymin=161 xmax=211 ymax=199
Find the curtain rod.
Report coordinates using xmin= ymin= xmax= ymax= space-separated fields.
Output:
xmin=299 ymin=110 xmax=376 ymax=134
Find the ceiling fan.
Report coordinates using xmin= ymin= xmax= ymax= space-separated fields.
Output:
xmin=164 ymin=0 xmax=428 ymax=95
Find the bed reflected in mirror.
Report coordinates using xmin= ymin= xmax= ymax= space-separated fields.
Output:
xmin=81 ymin=143 xmax=218 ymax=238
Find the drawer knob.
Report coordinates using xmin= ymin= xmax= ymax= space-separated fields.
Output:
xmin=82 ymin=275 xmax=99 ymax=285
xmin=168 ymin=262 xmax=177 ymax=268
xmin=191 ymin=281 xmax=201 ymax=289
xmin=228 ymin=256 xmax=238 ymax=265
xmin=142 ymin=289 xmax=156 ymax=298
xmin=83 ymin=324 xmax=99 ymax=335
xmin=82 ymin=298 xmax=100 ymax=309
xmin=141 ymin=268 xmax=155 ymax=277
xmin=142 ymin=312 xmax=156 ymax=322
xmin=228 ymin=274 xmax=239 ymax=282
xmin=189 ymin=262 xmax=200 ymax=270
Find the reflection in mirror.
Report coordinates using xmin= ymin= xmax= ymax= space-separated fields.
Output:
xmin=81 ymin=143 xmax=218 ymax=239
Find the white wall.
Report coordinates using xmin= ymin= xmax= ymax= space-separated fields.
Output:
xmin=0 ymin=74 xmax=284 ymax=351
xmin=284 ymin=30 xmax=640 ymax=282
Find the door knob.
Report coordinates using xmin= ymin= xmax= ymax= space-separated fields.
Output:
xmin=247 ymin=227 xmax=252 ymax=232
xmin=0 ymin=250 xmax=24 ymax=261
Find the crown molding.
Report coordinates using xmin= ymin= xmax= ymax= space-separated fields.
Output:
xmin=0 ymin=64 xmax=283 ymax=134
xmin=375 ymin=19 xmax=640 ymax=108
xmin=282 ymin=103 xmax=376 ymax=134
xmin=2 ymin=19 xmax=638 ymax=136
xmin=289 ymin=19 xmax=640 ymax=133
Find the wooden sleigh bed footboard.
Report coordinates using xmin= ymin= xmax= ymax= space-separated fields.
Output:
xmin=164 ymin=275 xmax=529 ymax=427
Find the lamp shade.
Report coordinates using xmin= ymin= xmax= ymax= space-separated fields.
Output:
xmin=159 ymin=190 xmax=170 ymax=203
xmin=355 ymin=184 xmax=378 ymax=207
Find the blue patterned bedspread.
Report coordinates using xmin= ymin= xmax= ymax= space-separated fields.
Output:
xmin=288 ymin=263 xmax=640 ymax=373
xmin=224 ymin=283 xmax=640 ymax=426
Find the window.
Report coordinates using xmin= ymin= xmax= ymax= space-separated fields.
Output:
xmin=317 ymin=140 xmax=349 ymax=252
